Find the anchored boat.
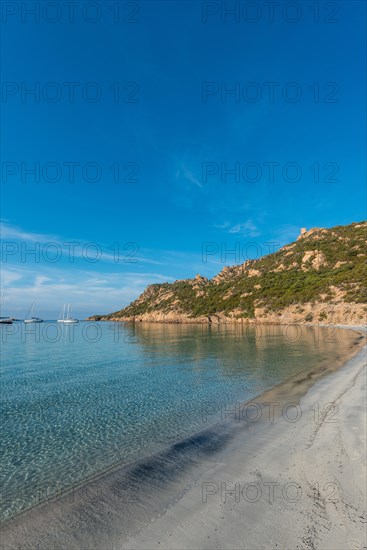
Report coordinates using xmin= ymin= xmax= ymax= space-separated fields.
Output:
xmin=24 ymin=302 xmax=43 ymax=323
xmin=57 ymin=304 xmax=79 ymax=324
xmin=0 ymin=317 xmax=13 ymax=324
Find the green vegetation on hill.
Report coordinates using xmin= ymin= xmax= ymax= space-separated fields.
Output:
xmin=94 ymin=222 xmax=367 ymax=321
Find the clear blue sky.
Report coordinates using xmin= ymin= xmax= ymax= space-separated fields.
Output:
xmin=1 ymin=0 xmax=366 ymax=317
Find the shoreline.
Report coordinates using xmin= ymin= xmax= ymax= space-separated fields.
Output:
xmin=90 ymin=318 xmax=367 ymax=326
xmin=89 ymin=302 xmax=367 ymax=326
xmin=1 ymin=326 xmax=366 ymax=549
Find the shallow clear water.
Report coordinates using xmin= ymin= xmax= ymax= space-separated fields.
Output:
xmin=0 ymin=321 xmax=357 ymax=520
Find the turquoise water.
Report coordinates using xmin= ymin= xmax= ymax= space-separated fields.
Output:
xmin=0 ymin=321 xmax=357 ymax=521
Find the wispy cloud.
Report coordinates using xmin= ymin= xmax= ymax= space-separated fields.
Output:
xmin=228 ymin=219 xmax=261 ymax=237
xmin=0 ymin=265 xmax=176 ymax=318
xmin=213 ymin=221 xmax=230 ymax=230
xmin=0 ymin=221 xmax=164 ymax=267
xmin=0 ymin=222 xmax=243 ymax=317
xmin=175 ymin=163 xmax=202 ymax=188
xmin=1 ymin=268 xmax=24 ymax=286
xmin=0 ymin=222 xmax=179 ymax=317
xmin=0 ymin=222 xmax=59 ymax=242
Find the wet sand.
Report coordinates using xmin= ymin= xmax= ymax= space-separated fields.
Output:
xmin=1 ymin=326 xmax=366 ymax=549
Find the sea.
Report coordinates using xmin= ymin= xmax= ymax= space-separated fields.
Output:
xmin=0 ymin=321 xmax=359 ymax=522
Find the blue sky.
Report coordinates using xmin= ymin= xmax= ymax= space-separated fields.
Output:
xmin=1 ymin=0 xmax=366 ymax=318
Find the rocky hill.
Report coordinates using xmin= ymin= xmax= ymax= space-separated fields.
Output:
xmin=90 ymin=222 xmax=367 ymax=325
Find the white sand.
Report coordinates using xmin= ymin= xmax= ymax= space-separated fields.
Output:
xmin=122 ymin=334 xmax=366 ymax=550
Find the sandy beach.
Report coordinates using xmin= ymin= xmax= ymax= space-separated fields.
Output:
xmin=1 ymin=326 xmax=366 ymax=550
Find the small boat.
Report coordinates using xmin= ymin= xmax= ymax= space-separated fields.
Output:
xmin=24 ymin=302 xmax=43 ymax=323
xmin=0 ymin=317 xmax=13 ymax=324
xmin=57 ymin=304 xmax=79 ymax=324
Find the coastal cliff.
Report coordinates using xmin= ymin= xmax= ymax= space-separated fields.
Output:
xmin=90 ymin=222 xmax=367 ymax=325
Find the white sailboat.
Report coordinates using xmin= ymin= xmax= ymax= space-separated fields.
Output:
xmin=24 ymin=302 xmax=43 ymax=323
xmin=63 ymin=304 xmax=79 ymax=324
xmin=57 ymin=304 xmax=79 ymax=324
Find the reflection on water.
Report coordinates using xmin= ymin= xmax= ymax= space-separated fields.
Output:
xmin=0 ymin=322 xmax=360 ymax=521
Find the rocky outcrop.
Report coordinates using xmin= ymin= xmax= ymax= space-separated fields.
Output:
xmin=90 ymin=221 xmax=367 ymax=326
xmin=301 ymin=250 xmax=328 ymax=270
xmin=97 ymin=302 xmax=366 ymax=326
